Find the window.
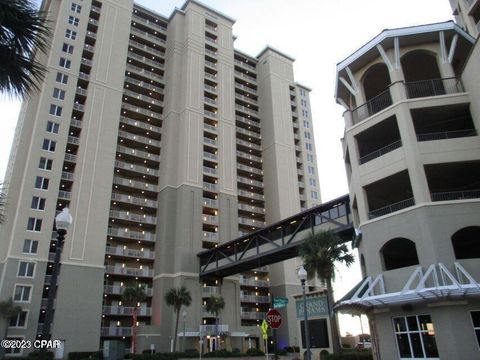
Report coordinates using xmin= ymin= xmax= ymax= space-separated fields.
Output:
xmin=31 ymin=196 xmax=46 ymax=210
xmin=393 ymin=315 xmax=439 ymax=358
xmin=42 ymin=139 xmax=56 ymax=152
xmin=38 ymin=157 xmax=53 ymax=170
xmin=311 ymin=191 xmax=318 ymax=200
xmin=62 ymin=43 xmax=74 ymax=54
xmin=307 ymin=154 xmax=314 ymax=162
xmin=381 ymin=238 xmax=419 ymax=271
xmin=34 ymin=176 xmax=49 ymax=190
xmin=18 ymin=262 xmax=35 ymax=277
xmin=309 ymin=178 xmax=316 ymax=187
xmin=305 ymin=143 xmax=312 ymax=151
xmin=56 ymin=72 xmax=68 ymax=84
xmin=68 ymin=15 xmax=79 ymax=26
xmin=13 ymin=285 xmax=31 ymax=302
xmin=9 ymin=311 xmax=27 ymax=327
xmin=22 ymin=240 xmax=38 ymax=254
xmin=308 ymin=166 xmax=315 ymax=175
xmin=65 ymin=29 xmax=77 ymax=40
xmin=59 ymin=57 xmax=71 ymax=69
xmin=71 ymin=3 xmax=82 ymax=13
xmin=27 ymin=217 xmax=42 ymax=232
xmin=46 ymin=121 xmax=59 ymax=134
xmin=49 ymin=104 xmax=62 ymax=117
xmin=53 ymin=88 xmax=66 ymax=100
xmin=304 ymin=131 xmax=311 ymax=139
xmin=303 ymin=120 xmax=310 ymax=128
xmin=4 ymin=337 xmax=23 ymax=355
xmin=472 ymin=311 xmax=480 ymax=348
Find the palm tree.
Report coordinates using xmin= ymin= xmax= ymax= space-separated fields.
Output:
xmin=0 ymin=298 xmax=22 ymax=360
xmin=0 ymin=0 xmax=50 ymax=98
xmin=205 ymin=295 xmax=225 ymax=350
xmin=164 ymin=286 xmax=192 ymax=352
xmin=122 ymin=285 xmax=147 ymax=354
xmin=298 ymin=229 xmax=354 ymax=355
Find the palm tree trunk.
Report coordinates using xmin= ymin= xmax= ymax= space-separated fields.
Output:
xmin=326 ymin=279 xmax=341 ymax=355
xmin=132 ymin=308 xmax=138 ymax=354
xmin=173 ymin=308 xmax=180 ymax=352
xmin=0 ymin=320 xmax=9 ymax=360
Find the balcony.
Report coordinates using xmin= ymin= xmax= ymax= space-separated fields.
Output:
xmin=239 ymin=278 xmax=270 ymax=287
xmin=404 ymin=77 xmax=463 ymax=99
xmin=83 ymin=43 xmax=95 ymax=53
xmin=64 ymin=153 xmax=77 ymax=163
xmin=111 ymin=192 xmax=157 ymax=208
xmin=199 ymin=325 xmax=229 ymax=335
xmin=238 ymin=176 xmax=263 ymax=188
xmin=202 ymin=197 xmax=218 ymax=208
xmin=236 ymin=139 xmax=261 ymax=151
xmin=70 ymin=119 xmax=83 ymax=129
xmin=234 ymin=59 xmax=256 ymax=72
xmin=129 ymin=39 xmax=164 ymax=58
xmin=204 ymin=109 xmax=217 ymax=119
xmin=113 ymin=176 xmax=158 ymax=193
xmin=351 ymin=88 xmax=392 ymax=125
xmin=235 ymin=104 xmax=258 ymax=116
xmin=103 ymin=306 xmax=152 ymax=316
xmin=236 ymin=115 xmax=261 ymax=130
xmin=203 ymin=231 xmax=219 ymax=242
xmin=204 ymin=137 xmax=218 ymax=147
xmin=124 ymin=76 xmax=162 ymax=93
xmin=237 ymin=163 xmax=263 ymax=176
xmin=109 ymin=210 xmax=157 ymax=225
xmin=122 ymin=103 xmax=162 ymax=120
xmin=203 ymin=151 xmax=218 ymax=161
xmin=104 ymin=285 xmax=153 ymax=296
xmin=73 ymin=103 xmax=85 ymax=112
xmin=237 ymin=127 xmax=261 ymax=139
xmin=203 ymin=182 xmax=217 ymax=192
xmin=368 ymin=197 xmax=415 ymax=219
xmin=126 ymin=63 xmax=163 ymax=83
xmin=238 ymin=190 xmax=264 ymax=201
xmin=105 ymin=265 xmax=153 ymax=277
xmin=359 ymin=140 xmax=402 ymax=164
xmin=240 ymin=294 xmax=270 ymax=303
xmin=204 ymin=123 xmax=218 ymax=134
xmin=105 ymin=245 xmax=154 ymax=259
xmin=238 ymin=203 xmax=265 ymax=214
xmin=235 ymin=83 xmax=257 ymax=95
xmin=107 ymin=227 xmax=156 ymax=242
xmin=204 ymin=84 xmax=217 ymax=94
xmin=120 ymin=116 xmax=162 ymax=134
xmin=238 ymin=217 xmax=265 ymax=228
xmin=236 ymin=151 xmax=262 ymax=164
xmin=240 ymin=312 xmax=267 ymax=320
xmin=130 ymin=27 xmax=166 ymax=46
xmin=235 ymin=71 xmax=256 ymax=83
xmin=101 ymin=327 xmax=132 ymax=337
xmin=202 ymin=214 xmax=219 ymax=225
xmin=417 ymin=129 xmax=477 ymax=141
xmin=117 ymin=145 xmax=160 ymax=163
xmin=58 ymin=190 xmax=71 ymax=200
xmin=132 ymin=14 xmax=167 ymax=33
xmin=431 ymin=190 xmax=480 ymax=201
xmin=118 ymin=130 xmax=161 ymax=148
xmin=202 ymin=286 xmax=218 ymax=296
xmin=124 ymin=89 xmax=162 ymax=107
xmin=114 ymin=160 xmax=159 ymax=177
xmin=203 ymin=166 xmax=218 ymax=176
xmin=128 ymin=51 xmax=164 ymax=69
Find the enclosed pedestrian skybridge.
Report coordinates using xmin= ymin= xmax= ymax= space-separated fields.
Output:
xmin=198 ymin=195 xmax=354 ymax=279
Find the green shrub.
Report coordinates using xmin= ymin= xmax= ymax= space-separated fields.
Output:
xmin=245 ymin=348 xmax=264 ymax=356
xmin=69 ymin=352 xmax=100 ymax=360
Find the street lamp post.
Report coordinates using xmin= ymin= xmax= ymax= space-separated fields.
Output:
xmin=40 ymin=208 xmax=73 ymax=360
xmin=298 ymin=266 xmax=311 ymax=360
xmin=182 ymin=310 xmax=187 ymax=352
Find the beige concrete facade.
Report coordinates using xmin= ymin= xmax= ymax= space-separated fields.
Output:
xmin=0 ymin=0 xmax=321 ymax=356
xmin=335 ymin=21 xmax=480 ymax=360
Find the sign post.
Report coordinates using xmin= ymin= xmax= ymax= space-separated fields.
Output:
xmin=261 ymin=320 xmax=269 ymax=360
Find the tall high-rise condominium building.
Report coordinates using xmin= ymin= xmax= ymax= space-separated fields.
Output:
xmin=334 ymin=15 xmax=480 ymax=360
xmin=0 ymin=0 xmax=322 ymax=355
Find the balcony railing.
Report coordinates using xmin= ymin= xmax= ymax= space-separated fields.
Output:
xmin=404 ymin=77 xmax=463 ymax=99
xmin=240 ymin=294 xmax=270 ymax=303
xmin=240 ymin=311 xmax=267 ymax=320
xmin=431 ymin=189 xmax=480 ymax=202
xmin=101 ymin=327 xmax=132 ymax=337
xmin=103 ymin=306 xmax=152 ymax=316
xmin=105 ymin=246 xmax=155 ymax=259
xmin=359 ymin=140 xmax=402 ymax=164
xmin=199 ymin=325 xmax=228 ymax=335
xmin=109 ymin=210 xmax=157 ymax=225
xmin=202 ymin=286 xmax=218 ymax=295
xmin=111 ymin=192 xmax=158 ymax=208
xmin=416 ymin=129 xmax=477 ymax=142
xmin=104 ymin=285 xmax=153 ymax=296
xmin=112 ymin=177 xmax=158 ymax=193
xmin=107 ymin=227 xmax=156 ymax=242
xmin=105 ymin=265 xmax=153 ymax=277
xmin=368 ymin=197 xmax=415 ymax=219
xmin=202 ymin=197 xmax=218 ymax=208
xmin=203 ymin=231 xmax=219 ymax=241
xmin=239 ymin=278 xmax=270 ymax=287
xmin=351 ymin=88 xmax=392 ymax=125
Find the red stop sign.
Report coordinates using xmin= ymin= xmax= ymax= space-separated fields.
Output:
xmin=266 ymin=309 xmax=282 ymax=329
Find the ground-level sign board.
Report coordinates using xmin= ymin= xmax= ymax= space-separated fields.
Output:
xmin=266 ymin=309 xmax=282 ymax=329
xmin=261 ymin=320 xmax=269 ymax=335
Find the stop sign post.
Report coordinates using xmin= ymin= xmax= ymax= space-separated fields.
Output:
xmin=266 ymin=309 xmax=282 ymax=329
